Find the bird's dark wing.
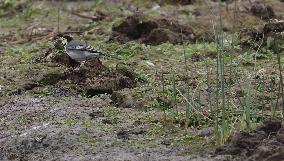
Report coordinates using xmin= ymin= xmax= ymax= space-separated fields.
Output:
xmin=66 ymin=40 xmax=104 ymax=55
xmin=84 ymin=45 xmax=104 ymax=55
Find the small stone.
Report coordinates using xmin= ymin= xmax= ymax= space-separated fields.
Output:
xmin=117 ymin=130 xmax=130 ymax=140
xmin=89 ymin=111 xmax=104 ymax=119
xmin=111 ymin=90 xmax=135 ymax=108
xmin=133 ymin=120 xmax=143 ymax=126
xmin=198 ymin=127 xmax=213 ymax=137
xmin=102 ymin=119 xmax=113 ymax=124
xmin=130 ymin=128 xmax=145 ymax=135
xmin=161 ymin=140 xmax=171 ymax=146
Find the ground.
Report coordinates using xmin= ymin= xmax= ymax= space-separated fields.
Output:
xmin=1 ymin=0 xmax=284 ymax=161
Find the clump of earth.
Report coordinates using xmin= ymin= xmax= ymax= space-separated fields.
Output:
xmin=112 ymin=14 xmax=195 ymax=45
xmin=214 ymin=120 xmax=284 ymax=161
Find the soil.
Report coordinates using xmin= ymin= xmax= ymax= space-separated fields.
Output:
xmin=112 ymin=15 xmax=195 ymax=45
xmin=215 ymin=121 xmax=284 ymax=161
xmin=1 ymin=0 xmax=284 ymax=161
xmin=240 ymin=20 xmax=284 ymax=51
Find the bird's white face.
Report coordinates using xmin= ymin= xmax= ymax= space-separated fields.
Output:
xmin=59 ymin=37 xmax=68 ymax=46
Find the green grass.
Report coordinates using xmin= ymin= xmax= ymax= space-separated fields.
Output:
xmin=1 ymin=0 xmax=284 ymax=153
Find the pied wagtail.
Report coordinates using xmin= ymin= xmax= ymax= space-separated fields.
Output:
xmin=60 ymin=35 xmax=105 ymax=63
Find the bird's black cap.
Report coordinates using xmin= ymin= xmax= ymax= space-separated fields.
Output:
xmin=62 ymin=35 xmax=74 ymax=42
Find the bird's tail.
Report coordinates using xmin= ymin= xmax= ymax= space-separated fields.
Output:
xmin=85 ymin=46 xmax=104 ymax=56
xmin=86 ymin=45 xmax=121 ymax=60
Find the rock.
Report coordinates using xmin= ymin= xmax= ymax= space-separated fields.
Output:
xmin=161 ymin=140 xmax=171 ymax=146
xmin=111 ymin=90 xmax=135 ymax=108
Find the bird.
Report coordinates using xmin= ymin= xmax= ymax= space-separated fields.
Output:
xmin=60 ymin=35 xmax=106 ymax=63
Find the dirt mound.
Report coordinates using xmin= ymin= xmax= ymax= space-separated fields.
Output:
xmin=215 ymin=121 xmax=284 ymax=161
xmin=64 ymin=60 xmax=135 ymax=96
xmin=240 ymin=20 xmax=284 ymax=52
xmin=232 ymin=1 xmax=276 ymax=21
xmin=112 ymin=15 xmax=195 ymax=45
xmin=250 ymin=3 xmax=276 ymax=20
xmin=31 ymin=41 xmax=136 ymax=96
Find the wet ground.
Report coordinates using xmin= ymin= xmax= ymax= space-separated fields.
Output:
xmin=1 ymin=0 xmax=284 ymax=160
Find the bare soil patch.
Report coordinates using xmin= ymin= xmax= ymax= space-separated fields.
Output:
xmin=215 ymin=121 xmax=284 ymax=161
xmin=112 ymin=15 xmax=195 ymax=45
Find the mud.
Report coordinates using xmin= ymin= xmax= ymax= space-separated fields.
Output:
xmin=215 ymin=121 xmax=284 ymax=161
xmin=112 ymin=15 xmax=195 ymax=45
xmin=0 ymin=94 xmax=199 ymax=161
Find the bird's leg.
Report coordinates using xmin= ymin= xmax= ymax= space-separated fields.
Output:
xmin=80 ymin=61 xmax=86 ymax=68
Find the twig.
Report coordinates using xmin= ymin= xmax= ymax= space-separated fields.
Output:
xmin=67 ymin=10 xmax=103 ymax=21
xmin=11 ymin=31 xmax=84 ymax=44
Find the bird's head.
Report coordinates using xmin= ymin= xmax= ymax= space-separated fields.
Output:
xmin=59 ymin=35 xmax=74 ymax=45
xmin=62 ymin=35 xmax=74 ymax=42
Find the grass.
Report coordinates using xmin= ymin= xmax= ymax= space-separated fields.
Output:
xmin=1 ymin=0 xmax=284 ymax=157
xmin=146 ymin=1 xmax=284 ymax=145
